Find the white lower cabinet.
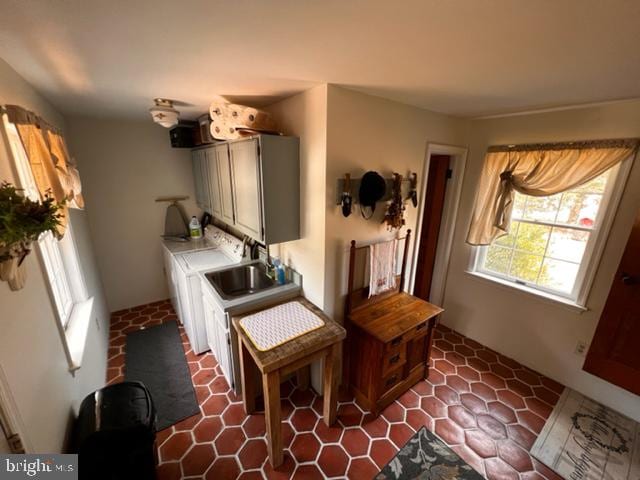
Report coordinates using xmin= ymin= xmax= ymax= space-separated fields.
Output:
xmin=202 ymin=284 xmax=235 ymax=390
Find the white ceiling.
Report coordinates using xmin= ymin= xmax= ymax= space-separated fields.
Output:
xmin=1 ymin=0 xmax=639 ymax=119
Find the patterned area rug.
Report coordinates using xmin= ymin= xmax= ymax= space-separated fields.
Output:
xmin=531 ymin=388 xmax=640 ymax=480
xmin=375 ymin=427 xmax=484 ymax=479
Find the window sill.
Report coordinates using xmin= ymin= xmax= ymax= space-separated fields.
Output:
xmin=464 ymin=271 xmax=588 ymax=314
xmin=64 ymin=297 xmax=95 ymax=373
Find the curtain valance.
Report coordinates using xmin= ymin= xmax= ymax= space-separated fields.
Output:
xmin=3 ymin=105 xmax=85 ymax=237
xmin=466 ymin=138 xmax=639 ymax=246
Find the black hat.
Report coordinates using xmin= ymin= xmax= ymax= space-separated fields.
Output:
xmin=359 ymin=171 xmax=386 ymax=218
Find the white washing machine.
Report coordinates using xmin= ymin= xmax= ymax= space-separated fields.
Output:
xmin=172 ymin=226 xmax=245 ymax=354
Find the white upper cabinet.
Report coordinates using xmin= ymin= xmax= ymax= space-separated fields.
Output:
xmin=215 ymin=144 xmax=235 ymax=225
xmin=206 ymin=146 xmax=223 ymax=218
xmin=193 ymin=135 xmax=299 ymax=244
xmin=230 ymin=138 xmax=263 ymax=240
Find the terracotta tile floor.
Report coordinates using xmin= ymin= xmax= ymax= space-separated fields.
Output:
xmin=107 ymin=300 xmax=565 ymax=480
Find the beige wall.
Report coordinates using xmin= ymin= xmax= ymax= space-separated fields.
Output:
xmin=324 ymin=85 xmax=467 ymax=320
xmin=442 ymin=100 xmax=640 ymax=421
xmin=66 ymin=117 xmax=199 ymax=312
xmin=0 ymin=58 xmax=109 ymax=452
xmin=266 ymin=85 xmax=328 ymax=308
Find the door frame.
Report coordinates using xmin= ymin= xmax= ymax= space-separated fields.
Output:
xmin=409 ymin=143 xmax=468 ymax=306
xmin=0 ymin=363 xmax=30 ymax=453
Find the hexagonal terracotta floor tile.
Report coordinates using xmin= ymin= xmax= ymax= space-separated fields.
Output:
xmin=477 ymin=413 xmax=508 ymax=440
xmin=496 ymin=389 xmax=526 ymax=410
xmin=470 ymin=381 xmax=498 ymax=401
xmin=192 ymin=368 xmax=216 ymax=385
xmin=507 ymin=379 xmax=534 ymax=397
xmin=426 ymin=369 xmax=446 ymax=385
xmin=484 ymin=456 xmax=520 ymax=480
xmin=290 ymin=388 xmax=315 ymax=407
xmin=242 ymin=414 xmax=266 ymax=438
xmin=421 ymin=396 xmax=447 ymax=418
xmin=481 ymin=372 xmax=507 ymax=390
xmin=434 ymin=359 xmax=457 ymax=375
xmin=291 ymin=464 xmax=324 ymax=479
xmin=389 ymin=423 xmax=414 ymax=448
xmin=448 ymin=404 xmax=477 ymax=429
xmin=290 ymin=408 xmax=319 ymax=432
xmin=498 ymin=439 xmax=534 ymax=472
xmin=222 ymin=402 xmax=247 ymax=426
xmin=193 ymin=416 xmax=223 ymax=443
xmin=314 ymin=418 xmax=343 ymax=443
xmin=457 ymin=365 xmax=481 ymax=382
xmin=517 ymin=410 xmax=545 ymax=434
xmin=338 ymin=403 xmax=364 ymax=427
xmin=465 ymin=429 xmax=498 ymax=458
xmin=406 ymin=409 xmax=433 ymax=431
xmin=160 ymin=431 xmax=191 ymax=461
xmin=397 ymin=389 xmax=420 ymax=408
xmin=370 ymin=439 xmax=398 ymax=468
xmin=290 ymin=432 xmax=321 ymax=463
xmin=434 ymin=418 xmax=464 ymax=445
xmin=434 ymin=385 xmax=459 ymax=406
xmin=341 ymin=427 xmax=370 ymax=456
xmin=182 ymin=444 xmax=215 ymax=477
xmin=487 ymin=401 xmax=517 ymax=425
xmin=362 ymin=414 xmax=390 ymax=438
xmin=460 ymin=393 xmax=487 ymax=414
xmin=202 ymin=394 xmax=229 ymax=415
xmin=206 ymin=457 xmax=240 ymax=479
xmin=446 ymin=375 xmax=471 ymax=393
xmin=214 ymin=426 xmax=246 ymax=455
xmin=468 ymin=357 xmax=491 ymax=373
xmin=317 ymin=445 xmax=349 ymax=477
xmin=381 ymin=402 xmax=405 ymax=423
xmin=525 ymin=397 xmax=553 ymax=419
xmin=348 ymin=457 xmax=379 ymax=478
xmin=238 ymin=438 xmax=268 ymax=470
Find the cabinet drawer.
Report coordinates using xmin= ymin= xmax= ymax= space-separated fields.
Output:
xmin=380 ymin=366 xmax=403 ymax=395
xmin=404 ymin=320 xmax=430 ymax=342
xmin=382 ymin=344 xmax=406 ymax=376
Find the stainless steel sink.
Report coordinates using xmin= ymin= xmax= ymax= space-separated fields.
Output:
xmin=205 ymin=263 xmax=281 ymax=300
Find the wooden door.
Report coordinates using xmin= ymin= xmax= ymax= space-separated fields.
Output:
xmin=230 ymin=138 xmax=263 ymax=241
xmin=206 ymin=147 xmax=223 ymax=218
xmin=215 ymin=144 xmax=235 ymax=225
xmin=414 ymin=155 xmax=450 ymax=301
xmin=583 ymin=209 xmax=640 ymax=395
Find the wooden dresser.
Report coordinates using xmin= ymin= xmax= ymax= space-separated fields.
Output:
xmin=345 ymin=231 xmax=443 ymax=415
xmin=348 ymin=292 xmax=442 ymax=415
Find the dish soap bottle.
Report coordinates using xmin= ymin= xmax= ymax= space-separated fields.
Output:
xmin=189 ymin=216 xmax=202 ymax=239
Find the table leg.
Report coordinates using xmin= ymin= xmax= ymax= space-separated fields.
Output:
xmin=239 ymin=338 xmax=257 ymax=414
xmin=323 ymin=343 xmax=340 ymax=426
xmin=296 ymin=365 xmax=310 ymax=391
xmin=263 ymin=370 xmax=282 ymax=467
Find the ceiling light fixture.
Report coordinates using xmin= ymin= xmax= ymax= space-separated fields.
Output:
xmin=149 ymin=98 xmax=179 ymax=128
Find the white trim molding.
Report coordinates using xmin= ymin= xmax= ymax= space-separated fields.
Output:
xmin=409 ymin=142 xmax=468 ymax=306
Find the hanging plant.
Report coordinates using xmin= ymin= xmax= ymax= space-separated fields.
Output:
xmin=0 ymin=182 xmax=63 ymax=290
xmin=383 ymin=173 xmax=406 ymax=230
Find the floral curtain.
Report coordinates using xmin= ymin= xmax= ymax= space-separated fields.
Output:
xmin=4 ymin=105 xmax=85 ymax=237
xmin=466 ymin=139 xmax=638 ymax=246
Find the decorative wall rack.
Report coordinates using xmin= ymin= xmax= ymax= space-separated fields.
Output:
xmin=334 ymin=174 xmax=417 ymax=205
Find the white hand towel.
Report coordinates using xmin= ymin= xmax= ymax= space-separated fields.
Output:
xmin=369 ymin=239 xmax=398 ymax=297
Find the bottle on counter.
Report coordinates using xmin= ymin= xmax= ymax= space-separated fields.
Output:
xmin=189 ymin=216 xmax=202 ymax=239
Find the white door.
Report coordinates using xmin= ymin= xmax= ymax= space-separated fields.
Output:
xmin=206 ymin=147 xmax=223 ymax=218
xmin=230 ymin=138 xmax=263 ymax=241
xmin=215 ymin=144 xmax=235 ymax=225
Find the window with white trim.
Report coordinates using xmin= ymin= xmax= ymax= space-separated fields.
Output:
xmin=471 ymin=161 xmax=629 ymax=306
xmin=2 ymin=117 xmax=87 ymax=328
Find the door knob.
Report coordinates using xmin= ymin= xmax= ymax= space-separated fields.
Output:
xmin=621 ymin=272 xmax=638 ymax=285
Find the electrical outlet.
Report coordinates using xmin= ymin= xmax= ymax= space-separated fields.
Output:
xmin=575 ymin=340 xmax=588 ymax=356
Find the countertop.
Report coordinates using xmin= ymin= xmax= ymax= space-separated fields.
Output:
xmin=162 ymin=237 xmax=216 ymax=255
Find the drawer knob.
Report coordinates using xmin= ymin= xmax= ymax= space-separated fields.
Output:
xmin=385 ymin=375 xmax=398 ymax=387
xmin=389 ymin=354 xmax=401 ymax=364
xmin=416 ymin=322 xmax=427 ymax=330
xmin=391 ymin=337 xmax=402 ymax=346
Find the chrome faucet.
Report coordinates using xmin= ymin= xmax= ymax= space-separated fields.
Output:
xmin=241 ymin=235 xmax=250 ymax=258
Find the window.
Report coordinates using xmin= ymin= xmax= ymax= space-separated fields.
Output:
xmin=471 ymin=162 xmax=629 ymax=307
xmin=3 ymin=116 xmax=89 ymax=356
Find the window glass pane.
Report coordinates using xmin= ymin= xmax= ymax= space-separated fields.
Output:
xmin=572 ymin=170 xmax=610 ymax=194
xmin=495 ymin=221 xmax=519 ymax=247
xmin=510 ymin=251 xmax=543 ymax=282
xmin=522 ymin=194 xmax=561 ymax=222
xmin=557 ymin=193 xmax=602 ymax=227
xmin=547 ymin=228 xmax=589 ymax=263
xmin=511 ymin=194 xmax=526 ymax=219
xmin=484 ymin=245 xmax=511 ymax=275
xmin=539 ymin=258 xmax=580 ymax=293
xmin=514 ymin=222 xmax=550 ymax=255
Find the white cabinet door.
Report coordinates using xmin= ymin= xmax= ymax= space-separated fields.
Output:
xmin=202 ymin=290 xmax=219 ymax=357
xmin=230 ymin=138 xmax=263 ymax=241
xmin=199 ymin=150 xmax=212 ymax=213
xmin=206 ymin=147 xmax=223 ymax=218
xmin=192 ymin=150 xmax=205 ymax=209
xmin=163 ymin=249 xmax=179 ymax=315
xmin=215 ymin=144 xmax=235 ymax=225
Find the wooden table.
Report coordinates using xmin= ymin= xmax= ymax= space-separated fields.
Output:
xmin=232 ymin=296 xmax=346 ymax=467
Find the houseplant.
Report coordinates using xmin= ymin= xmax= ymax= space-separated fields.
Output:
xmin=0 ymin=182 xmax=63 ymax=290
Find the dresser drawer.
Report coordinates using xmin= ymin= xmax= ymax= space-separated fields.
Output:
xmin=380 ymin=366 xmax=403 ymax=395
xmin=382 ymin=344 xmax=406 ymax=376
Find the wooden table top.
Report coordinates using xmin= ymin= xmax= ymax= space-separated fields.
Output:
xmin=348 ymin=292 xmax=443 ymax=343
xmin=232 ymin=296 xmax=346 ymax=374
